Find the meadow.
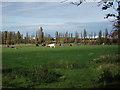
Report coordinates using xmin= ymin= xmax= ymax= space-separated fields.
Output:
xmin=2 ymin=45 xmax=120 ymax=88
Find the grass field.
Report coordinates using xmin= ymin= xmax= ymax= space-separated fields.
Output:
xmin=2 ymin=45 xmax=120 ymax=88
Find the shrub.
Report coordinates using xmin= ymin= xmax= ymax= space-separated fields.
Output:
xmin=97 ymin=69 xmax=120 ymax=88
xmin=2 ymin=67 xmax=62 ymax=88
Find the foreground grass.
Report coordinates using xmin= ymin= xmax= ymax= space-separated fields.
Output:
xmin=2 ymin=45 xmax=120 ymax=88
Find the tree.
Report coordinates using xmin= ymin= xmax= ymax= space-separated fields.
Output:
xmin=55 ymin=31 xmax=59 ymax=44
xmin=38 ymin=27 xmax=44 ymax=44
xmin=93 ymin=32 xmax=96 ymax=44
xmin=69 ymin=33 xmax=74 ymax=43
xmin=80 ymin=32 xmax=83 ymax=44
xmin=0 ymin=31 xmax=2 ymax=44
xmin=102 ymin=1 xmax=120 ymax=44
xmin=83 ymin=29 xmax=87 ymax=44
xmin=41 ymin=31 xmax=44 ymax=43
xmin=17 ymin=31 xmax=21 ymax=44
xmin=11 ymin=32 xmax=17 ymax=45
xmin=47 ymin=34 xmax=51 ymax=44
xmin=35 ymin=31 xmax=38 ymax=44
xmin=88 ymin=33 xmax=91 ymax=45
xmin=91 ymin=32 xmax=93 ymax=40
xmin=4 ymin=31 xmax=8 ymax=45
xmin=65 ymin=32 xmax=68 ymax=43
xmin=71 ymin=33 xmax=73 ymax=39
xmin=84 ymin=29 xmax=87 ymax=39
xmin=60 ymin=33 xmax=65 ymax=44
xmin=98 ymin=30 xmax=103 ymax=44
xmin=2 ymin=32 xmax=3 ymax=44
xmin=31 ymin=34 xmax=35 ymax=44
xmin=6 ymin=32 xmax=12 ymax=45
xmin=61 ymin=0 xmax=120 ymax=45
xmin=26 ymin=32 xmax=30 ymax=44
xmin=104 ymin=28 xmax=109 ymax=44
xmin=74 ymin=31 xmax=79 ymax=44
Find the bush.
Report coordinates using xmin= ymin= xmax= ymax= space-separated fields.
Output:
xmin=2 ymin=67 xmax=62 ymax=88
xmin=97 ymin=69 xmax=120 ymax=88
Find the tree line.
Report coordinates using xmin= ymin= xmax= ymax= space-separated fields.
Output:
xmin=0 ymin=27 xmax=119 ymax=45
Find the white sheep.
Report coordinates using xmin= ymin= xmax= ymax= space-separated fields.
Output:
xmin=48 ymin=44 xmax=55 ymax=48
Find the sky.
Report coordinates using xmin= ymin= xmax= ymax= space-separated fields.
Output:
xmin=1 ymin=1 xmax=118 ymax=37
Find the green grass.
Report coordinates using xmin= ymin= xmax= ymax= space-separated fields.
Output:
xmin=2 ymin=45 xmax=119 ymax=88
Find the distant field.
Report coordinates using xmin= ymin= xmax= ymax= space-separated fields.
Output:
xmin=2 ymin=45 xmax=119 ymax=88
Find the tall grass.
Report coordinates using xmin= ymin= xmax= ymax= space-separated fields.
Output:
xmin=2 ymin=45 xmax=119 ymax=88
xmin=3 ymin=67 xmax=62 ymax=88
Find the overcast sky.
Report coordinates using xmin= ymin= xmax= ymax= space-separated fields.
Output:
xmin=2 ymin=1 xmax=117 ymax=37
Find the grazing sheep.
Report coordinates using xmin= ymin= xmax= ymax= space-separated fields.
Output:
xmin=36 ymin=44 xmax=39 ymax=46
xmin=47 ymin=44 xmax=55 ymax=48
xmin=10 ymin=46 xmax=18 ymax=50
xmin=60 ymin=44 xmax=64 ymax=46
xmin=42 ymin=44 xmax=46 ymax=46
xmin=70 ymin=44 xmax=72 ymax=46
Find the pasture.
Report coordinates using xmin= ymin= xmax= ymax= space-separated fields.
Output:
xmin=2 ymin=45 xmax=120 ymax=88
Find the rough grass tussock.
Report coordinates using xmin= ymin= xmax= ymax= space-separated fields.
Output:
xmin=2 ymin=67 xmax=62 ymax=88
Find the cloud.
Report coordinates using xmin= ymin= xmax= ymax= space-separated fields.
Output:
xmin=2 ymin=2 xmax=13 ymax=8
xmin=3 ymin=2 xmax=107 ymax=23
xmin=0 ymin=2 xmax=2 ymax=29
xmin=2 ymin=0 xmax=102 ymax=2
xmin=2 ymin=0 xmax=60 ymax=2
xmin=2 ymin=0 xmax=62 ymax=2
xmin=2 ymin=2 xmax=114 ymax=37
xmin=8 ymin=2 xmax=59 ymax=14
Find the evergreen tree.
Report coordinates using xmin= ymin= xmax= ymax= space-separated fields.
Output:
xmin=65 ymin=32 xmax=68 ymax=43
xmin=17 ymin=31 xmax=21 ymax=44
xmin=104 ymin=28 xmax=109 ymax=44
xmin=0 ymin=31 xmax=2 ymax=44
xmin=4 ymin=31 xmax=8 ymax=45
xmin=55 ymin=31 xmax=59 ymax=44
xmin=35 ymin=31 xmax=38 ymax=44
xmin=88 ymin=33 xmax=91 ymax=44
xmin=75 ymin=32 xmax=79 ymax=44
xmin=38 ymin=27 xmax=44 ymax=44
xmin=7 ymin=32 xmax=12 ymax=45
xmin=94 ymin=32 xmax=96 ymax=44
xmin=48 ymin=34 xmax=51 ymax=44
xmin=98 ymin=30 xmax=103 ymax=44
xmin=83 ymin=29 xmax=87 ymax=44
xmin=11 ymin=32 xmax=16 ymax=45
xmin=31 ymin=34 xmax=35 ymax=44
xmin=2 ymin=32 xmax=4 ymax=44
xmin=26 ymin=32 xmax=29 ymax=44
